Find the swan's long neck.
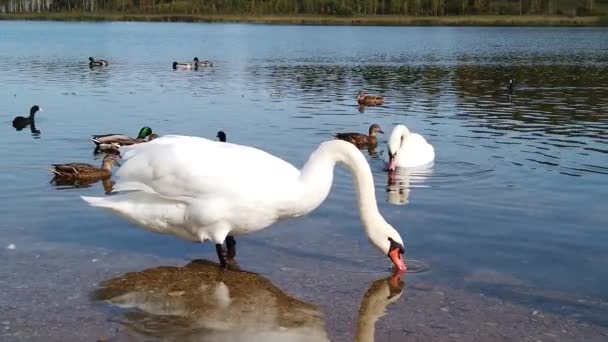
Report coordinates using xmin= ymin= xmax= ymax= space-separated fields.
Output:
xmin=293 ymin=140 xmax=384 ymax=232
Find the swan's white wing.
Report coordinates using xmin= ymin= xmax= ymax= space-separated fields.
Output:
xmin=389 ymin=133 xmax=435 ymax=168
xmin=116 ymin=135 xmax=301 ymax=202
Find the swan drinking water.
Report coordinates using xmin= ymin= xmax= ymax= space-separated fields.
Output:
xmin=387 ymin=125 xmax=435 ymax=171
xmin=82 ymin=136 xmax=406 ymax=271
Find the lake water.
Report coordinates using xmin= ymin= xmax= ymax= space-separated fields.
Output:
xmin=1 ymin=22 xmax=607 ymax=341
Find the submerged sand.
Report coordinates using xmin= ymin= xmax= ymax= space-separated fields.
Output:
xmin=1 ymin=235 xmax=607 ymax=341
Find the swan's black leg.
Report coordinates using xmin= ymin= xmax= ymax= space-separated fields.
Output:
xmin=215 ymin=244 xmax=227 ymax=268
xmin=226 ymin=236 xmax=236 ymax=258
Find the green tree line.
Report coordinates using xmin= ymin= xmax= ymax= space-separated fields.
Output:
xmin=0 ymin=0 xmax=603 ymax=16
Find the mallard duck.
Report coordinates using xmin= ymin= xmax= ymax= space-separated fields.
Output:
xmin=82 ymin=136 xmax=406 ymax=271
xmin=89 ymin=57 xmax=109 ymax=67
xmin=334 ymin=124 xmax=384 ymax=148
xmin=357 ymin=91 xmax=385 ymax=106
xmin=94 ymin=129 xmax=156 ymax=154
xmin=92 ymin=126 xmax=153 ymax=148
xmin=173 ymin=61 xmax=195 ymax=70
xmin=194 ymin=57 xmax=213 ymax=68
xmin=12 ymin=105 xmax=42 ymax=130
xmin=50 ymin=155 xmax=120 ymax=182
xmin=386 ymin=125 xmax=435 ymax=171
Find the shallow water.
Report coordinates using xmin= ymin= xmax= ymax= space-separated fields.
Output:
xmin=1 ymin=22 xmax=607 ymax=340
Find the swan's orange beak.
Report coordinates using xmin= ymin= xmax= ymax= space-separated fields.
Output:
xmin=389 ymin=246 xmax=406 ymax=273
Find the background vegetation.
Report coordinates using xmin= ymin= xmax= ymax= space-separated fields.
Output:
xmin=0 ymin=0 xmax=605 ymax=16
xmin=1 ymin=0 xmax=607 ymax=24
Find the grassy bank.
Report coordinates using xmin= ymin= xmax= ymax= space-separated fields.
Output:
xmin=0 ymin=13 xmax=604 ymax=26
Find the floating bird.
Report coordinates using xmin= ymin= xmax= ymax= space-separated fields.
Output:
xmin=51 ymin=155 xmax=120 ymax=182
xmin=357 ymin=92 xmax=384 ymax=106
xmin=89 ymin=57 xmax=109 ymax=67
xmin=12 ymin=105 xmax=42 ymax=130
xmin=386 ymin=125 xmax=435 ymax=171
xmin=194 ymin=57 xmax=213 ymax=68
xmin=82 ymin=136 xmax=406 ymax=271
xmin=92 ymin=127 xmax=154 ymax=148
xmin=334 ymin=124 xmax=384 ymax=148
xmin=216 ymin=130 xmax=227 ymax=142
xmin=507 ymin=79 xmax=514 ymax=96
xmin=90 ymin=128 xmax=160 ymax=153
xmin=173 ymin=61 xmax=195 ymax=70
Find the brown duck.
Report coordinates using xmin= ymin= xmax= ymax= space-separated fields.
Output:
xmin=357 ymin=91 xmax=385 ymax=106
xmin=50 ymin=155 xmax=120 ymax=182
xmin=334 ymin=124 xmax=384 ymax=148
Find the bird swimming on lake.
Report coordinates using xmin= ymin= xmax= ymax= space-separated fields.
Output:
xmin=12 ymin=105 xmax=42 ymax=130
xmin=89 ymin=57 xmax=109 ymax=67
xmin=334 ymin=124 xmax=384 ymax=148
xmin=81 ymin=135 xmax=407 ymax=272
xmin=92 ymin=127 xmax=153 ymax=147
xmin=194 ymin=57 xmax=213 ymax=68
xmin=216 ymin=131 xmax=227 ymax=142
xmin=507 ymin=79 xmax=514 ymax=96
xmin=51 ymin=154 xmax=120 ymax=182
xmin=386 ymin=125 xmax=435 ymax=171
xmin=357 ymin=92 xmax=385 ymax=106
xmin=173 ymin=61 xmax=196 ymax=70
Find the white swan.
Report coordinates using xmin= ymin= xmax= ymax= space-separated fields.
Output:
xmin=386 ymin=125 xmax=435 ymax=171
xmin=82 ymin=135 xmax=406 ymax=271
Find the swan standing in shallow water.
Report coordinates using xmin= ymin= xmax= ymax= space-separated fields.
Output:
xmin=82 ymin=136 xmax=406 ymax=271
xmin=387 ymin=125 xmax=435 ymax=171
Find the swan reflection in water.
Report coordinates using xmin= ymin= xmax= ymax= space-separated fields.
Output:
xmin=94 ymin=260 xmax=404 ymax=341
xmin=387 ymin=164 xmax=433 ymax=205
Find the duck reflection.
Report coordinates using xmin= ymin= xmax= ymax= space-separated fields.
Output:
xmin=387 ymin=165 xmax=433 ymax=205
xmin=94 ymin=260 xmax=405 ymax=341
xmin=51 ymin=177 xmax=114 ymax=194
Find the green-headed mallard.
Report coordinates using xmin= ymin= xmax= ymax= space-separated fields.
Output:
xmin=194 ymin=57 xmax=213 ymax=68
xmin=89 ymin=57 xmax=109 ymax=67
xmin=335 ymin=124 xmax=384 ymax=148
xmin=12 ymin=105 xmax=42 ymax=130
xmin=92 ymin=126 xmax=153 ymax=147
xmin=357 ymin=92 xmax=385 ymax=106
xmin=50 ymin=155 xmax=120 ymax=182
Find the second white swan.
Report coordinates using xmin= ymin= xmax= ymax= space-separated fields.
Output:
xmin=387 ymin=125 xmax=435 ymax=171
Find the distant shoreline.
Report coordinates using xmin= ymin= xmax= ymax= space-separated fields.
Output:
xmin=0 ymin=13 xmax=605 ymax=26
